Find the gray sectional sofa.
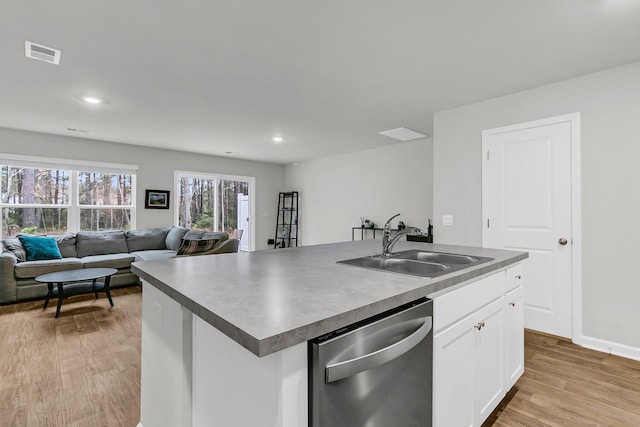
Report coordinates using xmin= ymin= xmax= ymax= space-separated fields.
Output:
xmin=0 ymin=227 xmax=239 ymax=304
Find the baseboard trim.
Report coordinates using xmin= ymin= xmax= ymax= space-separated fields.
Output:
xmin=577 ymin=335 xmax=640 ymax=362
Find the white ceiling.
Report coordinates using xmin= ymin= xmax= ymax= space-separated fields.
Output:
xmin=2 ymin=1 xmax=640 ymax=164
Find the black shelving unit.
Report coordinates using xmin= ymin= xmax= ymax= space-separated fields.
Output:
xmin=274 ymin=191 xmax=298 ymax=249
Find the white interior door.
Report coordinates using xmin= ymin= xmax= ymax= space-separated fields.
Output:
xmin=237 ymin=193 xmax=249 ymax=251
xmin=482 ymin=119 xmax=573 ymax=338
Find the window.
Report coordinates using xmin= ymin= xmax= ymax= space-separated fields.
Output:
xmin=78 ymin=172 xmax=133 ymax=231
xmin=1 ymin=155 xmax=137 ymax=238
xmin=175 ymin=171 xmax=254 ymax=251
xmin=1 ymin=166 xmax=70 ymax=235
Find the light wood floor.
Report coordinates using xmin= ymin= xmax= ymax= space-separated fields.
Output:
xmin=486 ymin=331 xmax=640 ymax=426
xmin=2 ymin=289 xmax=640 ymax=427
xmin=0 ymin=286 xmax=141 ymax=427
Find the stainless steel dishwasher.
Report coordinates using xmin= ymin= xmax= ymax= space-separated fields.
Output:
xmin=309 ymin=297 xmax=433 ymax=427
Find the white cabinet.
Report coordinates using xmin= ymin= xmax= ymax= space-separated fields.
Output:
xmin=505 ymin=285 xmax=524 ymax=390
xmin=474 ymin=299 xmax=506 ymax=424
xmin=432 ymin=263 xmax=526 ymax=427
xmin=433 ymin=296 xmax=505 ymax=427
xmin=433 ymin=310 xmax=475 ymax=427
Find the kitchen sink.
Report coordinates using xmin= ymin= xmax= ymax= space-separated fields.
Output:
xmin=337 ymin=250 xmax=493 ymax=279
xmin=341 ymin=256 xmax=452 ymax=277
xmin=391 ymin=250 xmax=481 ymax=265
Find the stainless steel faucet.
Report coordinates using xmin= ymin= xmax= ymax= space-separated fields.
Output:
xmin=382 ymin=213 xmax=422 ymax=257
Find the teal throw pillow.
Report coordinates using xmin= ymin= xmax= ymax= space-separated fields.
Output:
xmin=17 ymin=235 xmax=62 ymax=261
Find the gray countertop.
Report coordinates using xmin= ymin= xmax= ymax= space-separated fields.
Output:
xmin=132 ymin=240 xmax=527 ymax=357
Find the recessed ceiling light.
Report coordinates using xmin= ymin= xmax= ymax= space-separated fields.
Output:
xmin=272 ymin=136 xmax=283 ymax=143
xmin=82 ymin=96 xmax=102 ymax=104
xmin=379 ymin=127 xmax=427 ymax=142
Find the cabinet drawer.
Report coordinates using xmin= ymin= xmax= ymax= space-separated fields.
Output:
xmin=505 ymin=263 xmax=525 ymax=292
xmin=433 ymin=271 xmax=505 ymax=333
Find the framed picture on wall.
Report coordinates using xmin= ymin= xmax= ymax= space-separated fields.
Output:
xmin=145 ymin=189 xmax=170 ymax=209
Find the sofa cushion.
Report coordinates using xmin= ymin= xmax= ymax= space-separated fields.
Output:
xmin=177 ymin=238 xmax=222 ymax=256
xmin=2 ymin=237 xmax=26 ymax=262
xmin=82 ymin=253 xmax=136 ymax=269
xmin=15 ymin=258 xmax=82 ymax=279
xmin=126 ymin=228 xmax=170 ymax=252
xmin=48 ymin=233 xmax=77 ymax=258
xmin=131 ymin=249 xmax=177 ymax=262
xmin=18 ymin=235 xmax=62 ymax=261
xmin=76 ymin=231 xmax=128 ymax=257
xmin=165 ymin=226 xmax=189 ymax=251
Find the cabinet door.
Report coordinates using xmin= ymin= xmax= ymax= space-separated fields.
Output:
xmin=505 ymin=285 xmax=525 ymax=390
xmin=473 ymin=298 xmax=506 ymax=426
xmin=433 ymin=315 xmax=475 ymax=427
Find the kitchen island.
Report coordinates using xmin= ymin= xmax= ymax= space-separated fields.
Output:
xmin=132 ymin=240 xmax=527 ymax=427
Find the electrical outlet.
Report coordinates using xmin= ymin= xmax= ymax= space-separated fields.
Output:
xmin=442 ymin=215 xmax=454 ymax=226
xmin=267 ymin=238 xmax=275 ymax=245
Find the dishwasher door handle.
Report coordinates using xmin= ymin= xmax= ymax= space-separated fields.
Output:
xmin=325 ymin=316 xmax=432 ymax=383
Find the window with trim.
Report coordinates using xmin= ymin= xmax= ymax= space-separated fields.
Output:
xmin=1 ymin=156 xmax=136 ymax=238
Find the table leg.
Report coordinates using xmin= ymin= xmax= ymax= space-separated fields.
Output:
xmin=55 ymin=282 xmax=64 ymax=318
xmin=43 ymin=282 xmax=53 ymax=310
xmin=104 ymin=275 xmax=114 ymax=307
xmin=93 ymin=278 xmax=99 ymax=299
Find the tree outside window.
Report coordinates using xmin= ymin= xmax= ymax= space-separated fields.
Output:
xmin=1 ymin=163 xmax=136 ymax=237
xmin=78 ymin=172 xmax=133 ymax=231
xmin=1 ymin=166 xmax=69 ymax=236
xmin=177 ymin=175 xmax=249 ymax=234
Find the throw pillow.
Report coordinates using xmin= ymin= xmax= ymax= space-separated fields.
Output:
xmin=183 ymin=229 xmax=205 ymax=240
xmin=2 ymin=237 xmax=27 ymax=262
xmin=17 ymin=235 xmax=63 ymax=261
xmin=165 ymin=226 xmax=189 ymax=251
xmin=176 ymin=238 xmax=220 ymax=256
xmin=202 ymin=231 xmax=227 ymax=242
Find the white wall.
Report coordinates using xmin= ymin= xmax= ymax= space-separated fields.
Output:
xmin=285 ymin=139 xmax=433 ymax=245
xmin=433 ymin=60 xmax=640 ymax=351
xmin=0 ymin=127 xmax=284 ymax=250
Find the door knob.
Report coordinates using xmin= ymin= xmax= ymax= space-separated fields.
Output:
xmin=558 ymin=237 xmax=568 ymax=246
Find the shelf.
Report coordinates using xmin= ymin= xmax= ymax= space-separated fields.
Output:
xmin=274 ymin=191 xmax=299 ymax=249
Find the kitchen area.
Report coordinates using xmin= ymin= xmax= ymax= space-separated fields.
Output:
xmin=132 ymin=233 xmax=527 ymax=427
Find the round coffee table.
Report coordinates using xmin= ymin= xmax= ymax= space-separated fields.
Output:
xmin=36 ymin=268 xmax=118 ymax=318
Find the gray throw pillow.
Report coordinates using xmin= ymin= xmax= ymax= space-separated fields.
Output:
xmin=165 ymin=226 xmax=189 ymax=251
xmin=202 ymin=231 xmax=228 ymax=242
xmin=76 ymin=231 xmax=128 ymax=257
xmin=2 ymin=237 xmax=26 ymax=262
xmin=183 ymin=230 xmax=205 ymax=240
xmin=126 ymin=228 xmax=171 ymax=252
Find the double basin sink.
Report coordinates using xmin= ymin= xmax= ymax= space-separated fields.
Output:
xmin=338 ymin=250 xmax=493 ymax=279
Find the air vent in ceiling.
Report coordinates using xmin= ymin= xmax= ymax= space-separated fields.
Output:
xmin=25 ymin=40 xmax=61 ymax=65
xmin=379 ymin=127 xmax=427 ymax=142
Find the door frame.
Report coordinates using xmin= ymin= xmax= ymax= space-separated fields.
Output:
xmin=481 ymin=113 xmax=582 ymax=344
xmin=174 ymin=170 xmax=256 ymax=252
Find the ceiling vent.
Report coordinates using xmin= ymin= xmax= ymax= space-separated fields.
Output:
xmin=379 ymin=127 xmax=427 ymax=142
xmin=25 ymin=40 xmax=61 ymax=65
